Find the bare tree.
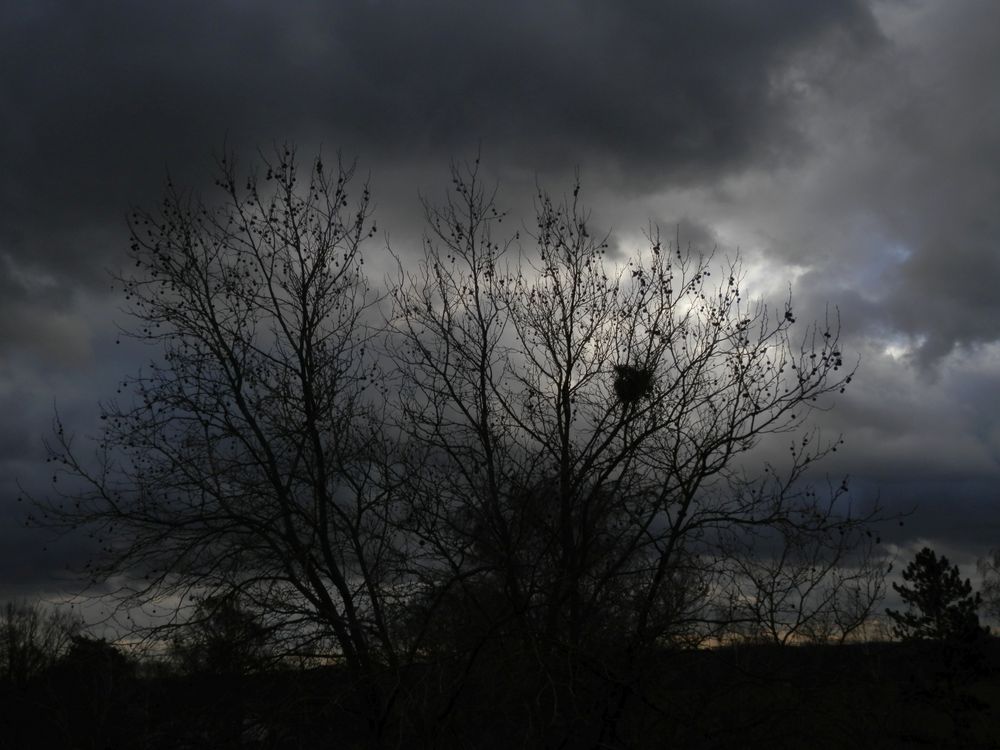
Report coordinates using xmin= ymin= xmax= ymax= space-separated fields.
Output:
xmin=32 ymin=148 xmax=885 ymax=748
xmin=169 ymin=593 xmax=275 ymax=676
xmin=0 ymin=600 xmax=81 ymax=688
xmin=35 ymin=147 xmax=407 ymax=741
xmin=721 ymin=506 xmax=885 ymax=645
xmin=389 ymin=160 xmax=882 ymax=743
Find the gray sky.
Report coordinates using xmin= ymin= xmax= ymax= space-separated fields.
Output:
xmin=2 ymin=0 xmax=999 ymax=601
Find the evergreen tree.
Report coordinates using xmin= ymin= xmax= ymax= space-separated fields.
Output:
xmin=887 ymin=547 xmax=986 ymax=642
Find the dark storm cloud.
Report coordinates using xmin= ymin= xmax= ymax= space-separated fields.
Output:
xmin=0 ymin=0 xmax=878 ymax=278
xmin=314 ymin=0 xmax=878 ymax=179
xmin=743 ymin=0 xmax=1000 ymax=366
xmin=0 ymin=0 xmax=882 ymax=371
xmin=2 ymin=0 xmax=999 ymax=603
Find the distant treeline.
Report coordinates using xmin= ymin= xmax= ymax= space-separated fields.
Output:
xmin=3 ymin=616 xmax=999 ymax=749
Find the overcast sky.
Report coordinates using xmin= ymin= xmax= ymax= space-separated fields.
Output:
xmin=2 ymin=0 xmax=999 ymax=603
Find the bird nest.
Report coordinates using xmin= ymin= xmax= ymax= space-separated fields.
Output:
xmin=613 ymin=364 xmax=654 ymax=404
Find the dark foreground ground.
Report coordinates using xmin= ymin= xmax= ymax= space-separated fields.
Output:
xmin=3 ymin=638 xmax=1000 ymax=749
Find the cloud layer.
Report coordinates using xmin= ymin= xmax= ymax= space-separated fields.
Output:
xmin=2 ymin=0 xmax=999 ymax=597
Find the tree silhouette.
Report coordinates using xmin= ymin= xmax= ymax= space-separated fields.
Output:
xmin=37 ymin=146 xmax=404 ymax=741
xmin=170 ymin=593 xmax=273 ymax=677
xmin=889 ymin=550 xmax=991 ymax=747
xmin=887 ymin=547 xmax=985 ymax=642
xmin=388 ymin=160 xmax=881 ymax=743
xmin=33 ymin=147 xmax=885 ymax=747
xmin=46 ymin=635 xmax=139 ymax=750
xmin=0 ymin=600 xmax=80 ymax=689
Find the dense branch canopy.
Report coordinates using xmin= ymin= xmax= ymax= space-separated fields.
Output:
xmin=33 ymin=148 xmax=886 ymax=746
